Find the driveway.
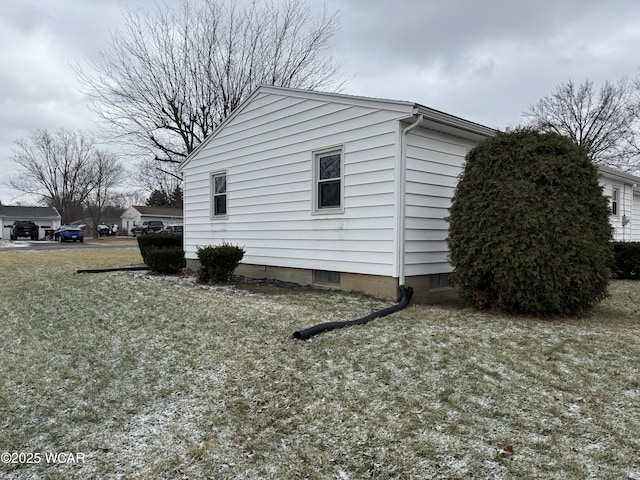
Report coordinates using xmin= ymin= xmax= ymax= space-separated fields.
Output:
xmin=0 ymin=239 xmax=138 ymax=251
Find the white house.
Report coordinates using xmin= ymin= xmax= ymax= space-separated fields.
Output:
xmin=120 ymin=206 xmax=183 ymax=235
xmin=0 ymin=206 xmax=61 ymax=240
xmin=180 ymin=86 xmax=495 ymax=301
xmin=180 ymin=86 xmax=640 ymax=301
xmin=598 ymin=165 xmax=640 ymax=242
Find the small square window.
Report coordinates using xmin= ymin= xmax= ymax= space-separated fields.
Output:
xmin=212 ymin=173 xmax=227 ymax=217
xmin=314 ymin=149 xmax=343 ymax=212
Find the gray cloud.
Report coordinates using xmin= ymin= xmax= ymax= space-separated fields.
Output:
xmin=331 ymin=0 xmax=640 ymax=126
xmin=2 ymin=0 xmax=640 ymax=203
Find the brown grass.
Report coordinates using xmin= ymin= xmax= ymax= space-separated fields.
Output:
xmin=1 ymin=248 xmax=638 ymax=479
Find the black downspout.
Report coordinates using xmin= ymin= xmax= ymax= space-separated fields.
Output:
xmin=292 ymin=285 xmax=414 ymax=340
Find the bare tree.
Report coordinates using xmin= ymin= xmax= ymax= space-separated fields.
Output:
xmin=75 ymin=0 xmax=344 ymax=174
xmin=523 ymin=78 xmax=639 ymax=172
xmin=10 ymin=128 xmax=126 ymax=224
xmin=10 ymin=129 xmax=97 ymax=222
xmin=85 ymin=150 xmax=128 ymax=237
xmin=135 ymin=157 xmax=182 ymax=200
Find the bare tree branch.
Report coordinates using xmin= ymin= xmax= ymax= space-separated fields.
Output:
xmin=523 ymin=78 xmax=640 ymax=172
xmin=135 ymin=157 xmax=182 ymax=198
xmin=85 ymin=149 xmax=128 ymax=236
xmin=9 ymin=128 xmax=125 ymax=223
xmin=75 ymin=0 xmax=345 ymax=172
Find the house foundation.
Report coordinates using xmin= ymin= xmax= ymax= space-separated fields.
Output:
xmin=186 ymin=259 xmax=456 ymax=304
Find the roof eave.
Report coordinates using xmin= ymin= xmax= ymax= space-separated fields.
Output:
xmin=411 ymin=106 xmax=496 ymax=141
xmin=598 ymin=165 xmax=640 ymax=185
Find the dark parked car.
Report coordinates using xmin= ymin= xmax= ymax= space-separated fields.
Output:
xmin=54 ymin=226 xmax=84 ymax=243
xmin=163 ymin=225 xmax=183 ymax=234
xmin=130 ymin=221 xmax=164 ymax=236
xmin=10 ymin=221 xmax=39 ymax=240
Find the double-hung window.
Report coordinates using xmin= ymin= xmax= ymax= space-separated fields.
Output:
xmin=314 ymin=148 xmax=343 ymax=212
xmin=211 ymin=172 xmax=227 ymax=217
xmin=611 ymin=187 xmax=619 ymax=216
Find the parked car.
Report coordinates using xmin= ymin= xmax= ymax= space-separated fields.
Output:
xmin=130 ymin=221 xmax=164 ymax=236
xmin=98 ymin=224 xmax=120 ymax=236
xmin=54 ymin=225 xmax=84 ymax=243
xmin=163 ymin=225 xmax=183 ymax=234
xmin=10 ymin=221 xmax=39 ymax=240
xmin=97 ymin=224 xmax=111 ymax=236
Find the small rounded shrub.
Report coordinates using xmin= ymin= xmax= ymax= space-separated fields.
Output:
xmin=137 ymin=233 xmax=183 ymax=263
xmin=611 ymin=241 xmax=640 ymax=279
xmin=196 ymin=242 xmax=245 ymax=283
xmin=144 ymin=246 xmax=185 ymax=274
xmin=447 ymin=129 xmax=613 ymax=315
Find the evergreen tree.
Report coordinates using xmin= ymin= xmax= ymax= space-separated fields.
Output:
xmin=447 ymin=129 xmax=613 ymax=315
xmin=146 ymin=189 xmax=171 ymax=207
xmin=170 ymin=186 xmax=183 ymax=208
xmin=146 ymin=187 xmax=182 ymax=207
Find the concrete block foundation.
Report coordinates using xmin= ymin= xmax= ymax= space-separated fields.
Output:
xmin=185 ymin=259 xmax=456 ymax=304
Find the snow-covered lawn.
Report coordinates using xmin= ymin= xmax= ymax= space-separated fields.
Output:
xmin=1 ymin=248 xmax=639 ymax=479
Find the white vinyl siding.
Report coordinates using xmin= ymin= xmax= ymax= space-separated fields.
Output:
xmin=182 ymin=89 xmax=409 ymax=276
xmin=403 ymin=128 xmax=476 ymax=276
xmin=633 ymin=191 xmax=640 ymax=241
xmin=601 ymin=181 xmax=635 ymax=242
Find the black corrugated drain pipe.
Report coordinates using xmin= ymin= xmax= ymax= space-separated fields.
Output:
xmin=76 ymin=266 xmax=149 ymax=274
xmin=292 ymin=285 xmax=414 ymax=340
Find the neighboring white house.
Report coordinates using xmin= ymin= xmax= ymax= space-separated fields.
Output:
xmin=0 ymin=206 xmax=61 ymax=240
xmin=598 ymin=165 xmax=640 ymax=242
xmin=180 ymin=86 xmax=494 ymax=301
xmin=120 ymin=206 xmax=183 ymax=235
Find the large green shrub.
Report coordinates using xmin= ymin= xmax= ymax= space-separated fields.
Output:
xmin=144 ymin=246 xmax=186 ymax=274
xmin=611 ymin=241 xmax=640 ymax=279
xmin=196 ymin=242 xmax=245 ymax=283
xmin=137 ymin=233 xmax=183 ymax=263
xmin=447 ymin=129 xmax=613 ymax=315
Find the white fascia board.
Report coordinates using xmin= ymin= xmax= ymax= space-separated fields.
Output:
xmin=413 ymin=105 xmax=496 ymax=141
xmin=598 ymin=165 xmax=640 ymax=185
xmin=179 ymin=85 xmax=495 ymax=170
xmin=260 ymin=85 xmax=416 ymax=114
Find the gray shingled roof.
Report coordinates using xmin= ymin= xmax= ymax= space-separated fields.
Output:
xmin=130 ymin=206 xmax=183 ymax=217
xmin=0 ymin=206 xmax=61 ymax=219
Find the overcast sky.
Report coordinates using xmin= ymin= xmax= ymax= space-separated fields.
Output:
xmin=1 ymin=0 xmax=639 ymax=204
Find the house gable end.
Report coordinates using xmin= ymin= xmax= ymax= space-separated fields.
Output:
xmin=179 ymin=85 xmax=418 ymax=172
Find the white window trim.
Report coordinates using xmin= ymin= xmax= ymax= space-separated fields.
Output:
xmin=312 ymin=146 xmax=344 ymax=215
xmin=210 ymin=171 xmax=228 ymax=220
xmin=611 ymin=187 xmax=619 ymax=217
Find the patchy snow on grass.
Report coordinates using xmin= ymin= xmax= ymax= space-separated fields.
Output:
xmin=0 ymin=239 xmax=27 ymax=248
xmin=1 ymin=250 xmax=639 ymax=479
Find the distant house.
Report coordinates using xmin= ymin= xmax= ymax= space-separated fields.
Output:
xmin=0 ymin=206 xmax=61 ymax=240
xmin=121 ymin=206 xmax=183 ymax=235
xmin=598 ymin=165 xmax=640 ymax=242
